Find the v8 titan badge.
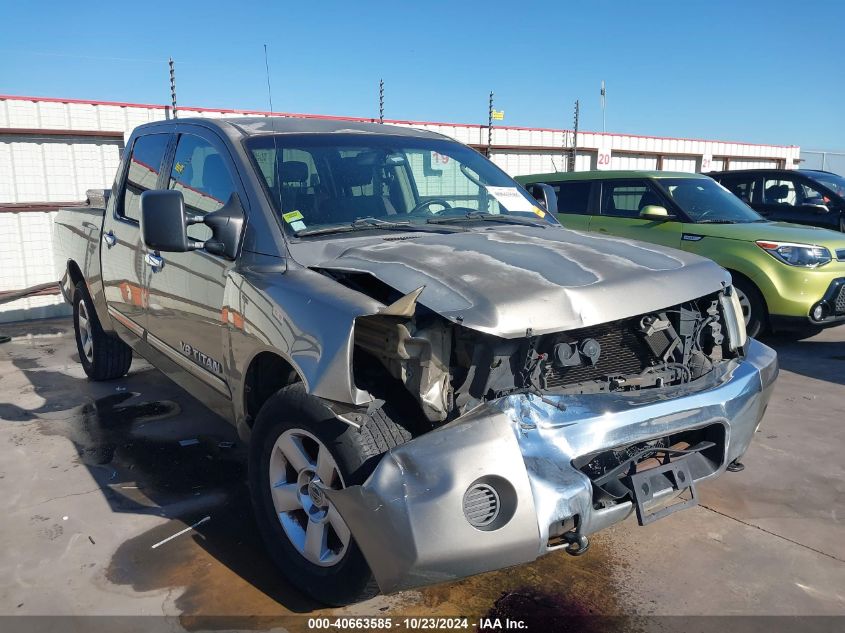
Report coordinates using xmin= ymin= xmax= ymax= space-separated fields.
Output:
xmin=180 ymin=341 xmax=223 ymax=374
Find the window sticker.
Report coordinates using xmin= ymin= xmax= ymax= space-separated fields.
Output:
xmin=485 ymin=186 xmax=535 ymax=212
xmin=174 ymin=162 xmax=185 ymax=174
xmin=532 ymin=206 xmax=546 ymax=218
xmin=283 ymin=210 xmax=306 ymax=232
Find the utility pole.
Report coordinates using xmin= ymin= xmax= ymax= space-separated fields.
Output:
xmin=379 ymin=79 xmax=384 ymax=124
xmin=169 ymin=57 xmax=178 ymax=119
xmin=600 ymin=80 xmax=606 ymax=133
xmin=487 ymin=91 xmax=494 ymax=157
xmin=570 ymin=99 xmax=580 ymax=172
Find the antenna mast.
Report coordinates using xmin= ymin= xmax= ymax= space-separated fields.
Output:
xmin=169 ymin=57 xmax=177 ymax=119
xmin=263 ymin=45 xmax=275 ymax=115
xmin=263 ymin=44 xmax=283 ymax=212
xmin=379 ymin=79 xmax=384 ymax=124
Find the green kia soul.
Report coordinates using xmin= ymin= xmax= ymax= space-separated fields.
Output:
xmin=516 ymin=170 xmax=845 ymax=337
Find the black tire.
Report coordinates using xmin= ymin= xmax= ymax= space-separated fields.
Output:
xmin=732 ymin=276 xmax=767 ymax=339
xmin=248 ymin=382 xmax=411 ymax=605
xmin=73 ymin=282 xmax=133 ymax=381
xmin=839 ymin=217 xmax=845 ymax=233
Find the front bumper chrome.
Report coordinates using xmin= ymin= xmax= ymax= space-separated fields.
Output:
xmin=325 ymin=339 xmax=778 ymax=594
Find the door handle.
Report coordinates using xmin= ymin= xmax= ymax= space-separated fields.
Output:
xmin=102 ymin=231 xmax=116 ymax=248
xmin=144 ymin=252 xmax=164 ymax=270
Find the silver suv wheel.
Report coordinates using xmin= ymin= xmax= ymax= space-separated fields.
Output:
xmin=268 ymin=428 xmax=351 ymax=567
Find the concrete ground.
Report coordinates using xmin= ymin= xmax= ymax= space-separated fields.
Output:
xmin=0 ymin=318 xmax=843 ymax=631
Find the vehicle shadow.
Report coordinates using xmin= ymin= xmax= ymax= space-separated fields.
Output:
xmin=762 ymin=331 xmax=845 ymax=386
xmin=0 ymin=328 xmax=324 ymax=615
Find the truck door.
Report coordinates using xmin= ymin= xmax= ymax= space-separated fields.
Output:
xmin=143 ymin=129 xmax=241 ymax=396
xmin=101 ymin=132 xmax=172 ymax=341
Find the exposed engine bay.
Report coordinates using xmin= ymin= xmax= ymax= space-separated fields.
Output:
xmin=330 ymin=266 xmax=741 ymax=425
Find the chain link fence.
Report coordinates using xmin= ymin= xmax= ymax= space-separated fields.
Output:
xmin=801 ymin=150 xmax=845 ymax=174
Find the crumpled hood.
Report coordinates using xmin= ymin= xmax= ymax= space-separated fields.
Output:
xmin=295 ymin=225 xmax=730 ymax=338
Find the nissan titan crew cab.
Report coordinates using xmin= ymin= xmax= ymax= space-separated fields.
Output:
xmin=53 ymin=117 xmax=778 ymax=605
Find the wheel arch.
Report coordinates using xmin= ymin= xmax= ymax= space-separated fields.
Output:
xmin=242 ymin=350 xmax=303 ymax=430
xmin=725 ymin=267 xmax=770 ymax=329
xmin=60 ymin=259 xmax=85 ymax=302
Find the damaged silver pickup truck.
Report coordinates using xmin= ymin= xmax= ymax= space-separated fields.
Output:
xmin=53 ymin=117 xmax=778 ymax=605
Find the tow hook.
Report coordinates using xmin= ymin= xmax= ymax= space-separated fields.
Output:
xmin=563 ymin=533 xmax=590 ymax=556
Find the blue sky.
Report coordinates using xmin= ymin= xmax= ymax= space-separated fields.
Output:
xmin=1 ymin=0 xmax=842 ymax=150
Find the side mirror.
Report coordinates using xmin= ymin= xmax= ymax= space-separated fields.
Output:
xmin=140 ymin=190 xmax=201 ymax=253
xmin=639 ymin=205 xmax=675 ymax=220
xmin=525 ymin=183 xmax=558 ymax=213
xmin=140 ymin=189 xmax=245 ymax=260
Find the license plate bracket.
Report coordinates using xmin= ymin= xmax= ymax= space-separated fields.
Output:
xmin=627 ymin=457 xmax=697 ymax=526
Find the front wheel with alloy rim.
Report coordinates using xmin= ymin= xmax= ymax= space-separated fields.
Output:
xmin=732 ymin=277 xmax=766 ymax=338
xmin=248 ymin=382 xmax=411 ymax=605
xmin=72 ymin=282 xmax=133 ymax=380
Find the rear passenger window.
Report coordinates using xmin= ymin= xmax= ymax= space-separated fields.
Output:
xmin=763 ymin=178 xmax=798 ymax=205
xmin=121 ymin=134 xmax=170 ymax=222
xmin=553 ymin=182 xmax=591 ymax=214
xmin=169 ymin=135 xmax=236 ymax=239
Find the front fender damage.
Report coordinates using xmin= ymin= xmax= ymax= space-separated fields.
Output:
xmin=323 ymin=404 xmax=540 ymax=594
xmin=323 ymin=340 xmax=778 ymax=594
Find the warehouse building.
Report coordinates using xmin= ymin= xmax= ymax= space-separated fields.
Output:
xmin=0 ymin=94 xmax=801 ymax=322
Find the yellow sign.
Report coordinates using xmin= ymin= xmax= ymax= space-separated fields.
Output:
xmin=282 ymin=210 xmax=304 ymax=223
xmin=491 ymin=109 xmax=505 ymax=121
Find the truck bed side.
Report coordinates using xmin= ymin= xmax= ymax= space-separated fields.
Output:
xmin=53 ymin=195 xmax=108 ymax=325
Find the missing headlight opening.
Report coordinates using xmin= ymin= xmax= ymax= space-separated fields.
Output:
xmin=352 ymin=287 xmax=740 ymax=424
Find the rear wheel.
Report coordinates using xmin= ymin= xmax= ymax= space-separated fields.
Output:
xmin=248 ymin=382 xmax=411 ymax=605
xmin=73 ymin=282 xmax=133 ymax=380
xmin=732 ymin=277 xmax=766 ymax=338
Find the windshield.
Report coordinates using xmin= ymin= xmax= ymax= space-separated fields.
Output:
xmin=808 ymin=172 xmax=845 ymax=198
xmin=245 ymin=134 xmax=555 ymax=235
xmin=657 ymin=178 xmax=765 ymax=223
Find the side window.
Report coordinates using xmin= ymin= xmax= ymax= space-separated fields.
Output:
xmin=554 ymin=182 xmax=592 ymax=214
xmin=169 ymin=135 xmax=236 ymax=239
xmin=798 ymin=180 xmax=828 ymax=207
xmin=121 ymin=134 xmax=170 ymax=222
xmin=763 ymin=178 xmax=798 ymax=206
xmin=720 ymin=176 xmax=756 ymax=204
xmin=601 ymin=180 xmax=663 ymax=218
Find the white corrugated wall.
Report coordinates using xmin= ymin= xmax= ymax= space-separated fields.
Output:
xmin=610 ymin=153 xmax=659 ymax=170
xmin=662 ymin=157 xmax=698 ymax=172
xmin=0 ymin=94 xmax=802 ymax=322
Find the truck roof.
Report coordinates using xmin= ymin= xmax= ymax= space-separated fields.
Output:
xmin=134 ymin=116 xmax=447 ymax=140
xmin=516 ymin=170 xmax=708 ymax=182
